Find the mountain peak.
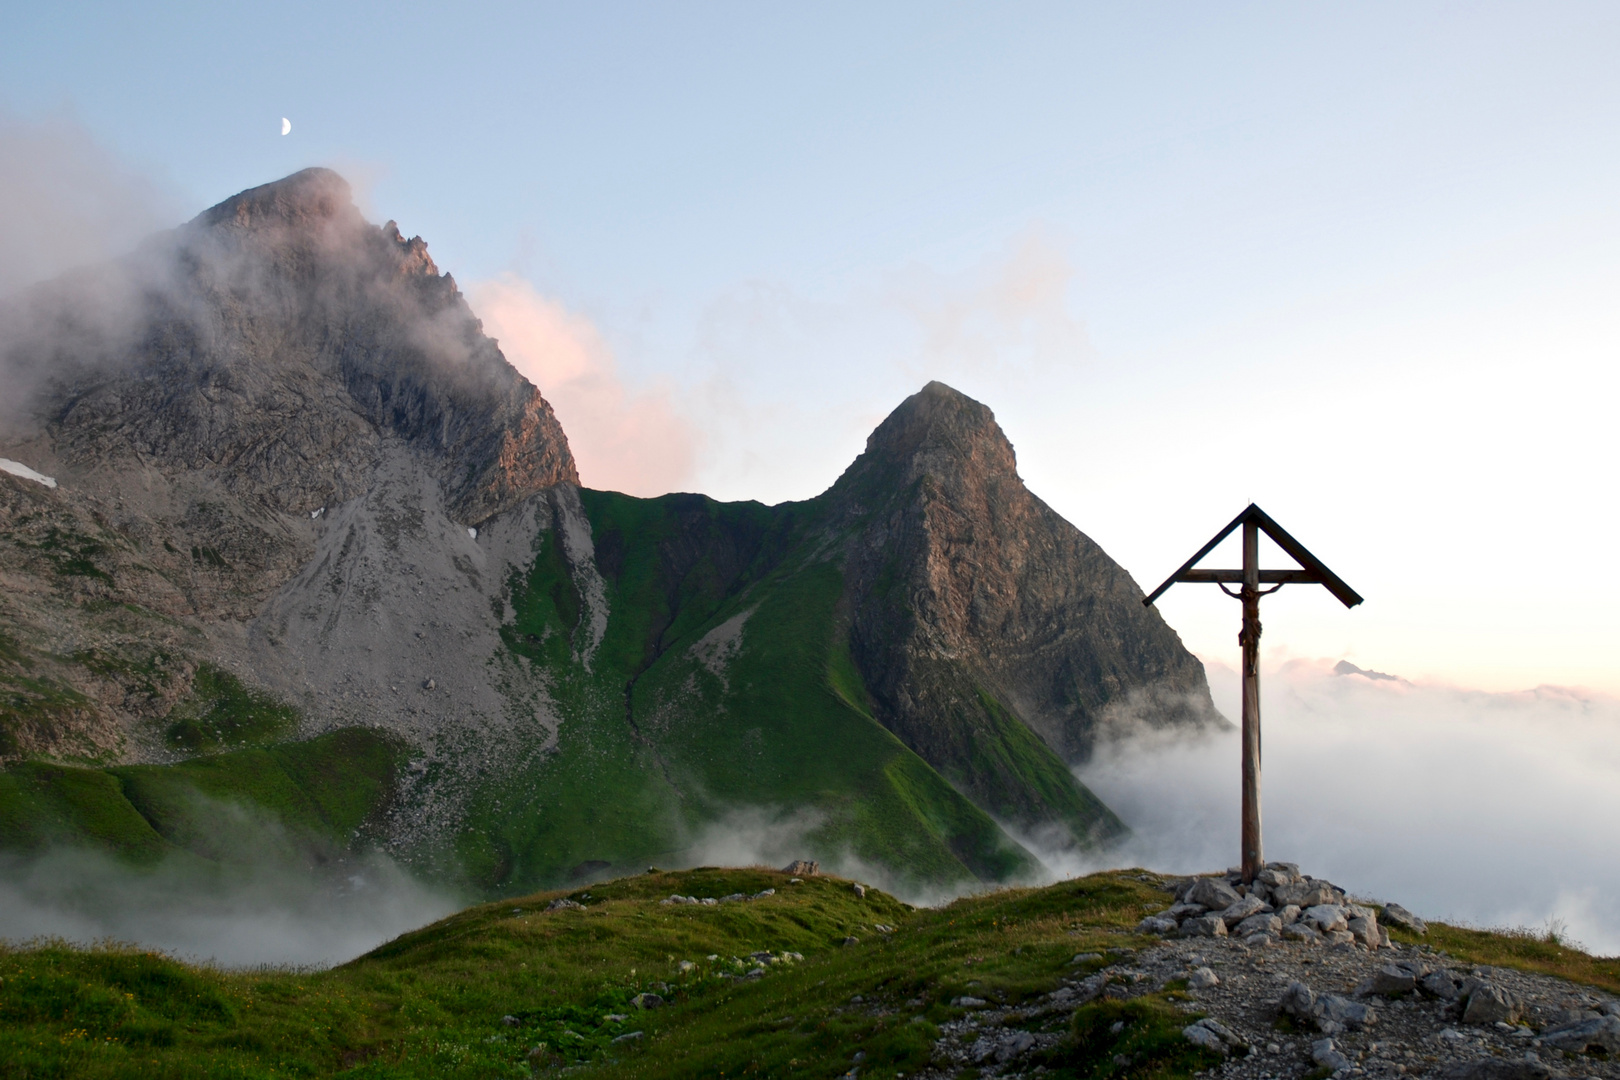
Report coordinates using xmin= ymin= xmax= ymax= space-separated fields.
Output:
xmin=847 ymin=381 xmax=1018 ymax=489
xmin=193 ymin=167 xmax=357 ymax=233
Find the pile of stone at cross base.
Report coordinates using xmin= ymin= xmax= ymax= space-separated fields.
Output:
xmin=1137 ymin=861 xmax=1426 ymax=949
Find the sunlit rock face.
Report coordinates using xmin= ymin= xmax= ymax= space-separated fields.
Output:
xmin=829 ymin=382 xmax=1220 ymax=788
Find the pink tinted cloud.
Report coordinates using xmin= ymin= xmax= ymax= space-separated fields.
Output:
xmin=468 ymin=274 xmax=696 ymax=496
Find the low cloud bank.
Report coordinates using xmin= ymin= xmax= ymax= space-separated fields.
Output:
xmin=1073 ymin=658 xmax=1620 ymax=956
xmin=0 ymin=847 xmax=460 ymax=969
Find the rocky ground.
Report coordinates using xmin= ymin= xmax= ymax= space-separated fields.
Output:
xmin=908 ymin=867 xmax=1619 ymax=1080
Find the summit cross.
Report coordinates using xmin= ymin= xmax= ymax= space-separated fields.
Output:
xmin=1143 ymin=504 xmax=1362 ymax=885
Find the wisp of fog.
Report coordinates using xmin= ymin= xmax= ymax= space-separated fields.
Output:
xmin=1073 ymin=657 xmax=1620 ymax=956
xmin=0 ymin=845 xmax=459 ymax=969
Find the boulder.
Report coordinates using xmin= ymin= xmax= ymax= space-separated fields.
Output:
xmin=1369 ymin=964 xmax=1417 ymax=996
xmin=1347 ymin=916 xmax=1381 ymax=948
xmin=1422 ymin=971 xmax=1462 ymax=1000
xmin=1277 ymin=904 xmax=1302 ymax=925
xmin=1187 ymin=877 xmax=1244 ymax=911
xmin=1281 ymin=922 xmax=1323 ymax=944
xmin=1312 ymin=1037 xmax=1351 ymax=1072
xmin=1539 ymin=1015 xmax=1620 ymax=1054
xmin=1167 ymin=902 xmax=1208 ymax=920
xmin=995 ymin=1031 xmax=1036 ymax=1063
xmin=1273 ymin=881 xmax=1337 ymax=908
xmin=1189 ymin=967 xmax=1220 ymax=990
xmin=1137 ymin=916 xmax=1179 ymax=935
xmin=1304 ymin=905 xmax=1349 ymax=933
xmin=1235 ymin=913 xmax=1283 ymax=938
xmin=1180 ymin=915 xmax=1229 ymax=938
xmin=1325 ymin=930 xmax=1357 ymax=947
xmin=631 ymin=993 xmax=664 ymax=1009
xmin=1437 ymin=1060 xmax=1560 ymax=1080
xmin=1461 ymin=982 xmax=1521 ymax=1025
xmin=1184 ymin=1023 xmax=1227 ymax=1053
xmin=1219 ymin=894 xmax=1270 ymax=926
xmin=1315 ymin=994 xmax=1378 ymax=1031
xmin=1381 ymin=902 xmax=1427 ymax=935
xmin=1279 ymin=981 xmax=1316 ymax=1017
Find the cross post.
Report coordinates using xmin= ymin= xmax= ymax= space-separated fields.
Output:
xmin=1144 ymin=504 xmax=1362 ymax=885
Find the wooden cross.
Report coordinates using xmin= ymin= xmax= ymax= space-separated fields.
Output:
xmin=1143 ymin=504 xmax=1362 ymax=885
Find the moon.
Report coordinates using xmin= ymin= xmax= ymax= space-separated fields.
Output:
xmin=281 ymin=117 xmax=291 ymax=136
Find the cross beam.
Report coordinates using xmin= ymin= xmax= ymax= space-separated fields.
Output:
xmin=1143 ymin=503 xmax=1361 ymax=884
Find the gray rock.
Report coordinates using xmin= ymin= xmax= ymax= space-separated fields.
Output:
xmin=1184 ymin=1024 xmax=1227 ymax=1053
xmin=1315 ymin=990 xmax=1380 ymax=1036
xmin=1304 ymin=904 xmax=1349 ymax=933
xmin=1315 ymin=994 xmax=1378 ymax=1031
xmin=1180 ymin=914 xmax=1229 ymax=938
xmin=1234 ymin=913 xmax=1283 ymax=937
xmin=1312 ymin=1038 xmax=1351 ymax=1072
xmin=1437 ymin=1059 xmax=1560 ymax=1080
xmin=611 ymin=1031 xmax=644 ymax=1043
xmin=1279 ymin=981 xmax=1317 ymax=1017
xmin=953 ymin=996 xmax=988 ymax=1008
xmin=1189 ymin=966 xmax=1220 ymax=989
xmin=1167 ymin=902 xmax=1208 ymax=920
xmin=1369 ymin=964 xmax=1417 ymax=996
xmin=1265 ymin=861 xmax=1302 ymax=883
xmin=1196 ymin=1017 xmax=1245 ymax=1048
xmin=780 ymin=860 xmax=819 ymax=876
xmin=1136 ymin=916 xmax=1179 ymax=935
xmin=1218 ymin=894 xmax=1269 ymax=926
xmin=1539 ymin=1015 xmax=1620 ymax=1053
xmin=631 ymin=993 xmax=664 ymax=1009
xmin=546 ymin=898 xmax=584 ymax=911
xmin=852 ymin=883 xmax=866 ymax=898
xmin=1325 ymin=930 xmax=1357 ymax=947
xmin=1187 ymin=877 xmax=1244 ymax=911
xmin=1347 ymin=915 xmax=1381 ymax=948
xmin=1273 ymin=881 xmax=1337 ymax=908
xmin=1381 ymin=902 xmax=1426 ymax=935
xmin=1462 ymin=982 xmax=1521 ymax=1026
xmin=1281 ymin=922 xmax=1323 ymax=944
xmin=1422 ymin=971 xmax=1461 ymax=999
xmin=1277 ymin=904 xmax=1302 ymax=925
xmin=995 ymin=1031 xmax=1036 ymax=1062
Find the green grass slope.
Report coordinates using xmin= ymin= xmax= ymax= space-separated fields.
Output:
xmin=0 ymin=728 xmax=403 ymax=866
xmin=0 ymin=868 xmax=1190 ymax=1079
xmin=457 ymin=489 xmax=1046 ymax=896
xmin=6 ymin=866 xmax=1616 ymax=1080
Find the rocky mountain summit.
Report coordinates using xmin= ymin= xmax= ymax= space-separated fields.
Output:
xmin=0 ymin=169 xmax=1220 ymax=895
xmin=916 ymin=867 xmax=1620 ymax=1080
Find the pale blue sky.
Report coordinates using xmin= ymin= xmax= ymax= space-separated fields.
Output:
xmin=5 ymin=3 xmax=1620 ymax=691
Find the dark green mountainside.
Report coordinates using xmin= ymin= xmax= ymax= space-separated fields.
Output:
xmin=0 ymin=171 xmax=1218 ymax=899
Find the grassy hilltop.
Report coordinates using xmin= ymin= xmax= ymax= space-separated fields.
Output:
xmin=3 ymin=867 xmax=1618 ymax=1080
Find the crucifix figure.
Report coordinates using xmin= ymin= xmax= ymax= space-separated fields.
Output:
xmin=1143 ymin=504 xmax=1362 ymax=885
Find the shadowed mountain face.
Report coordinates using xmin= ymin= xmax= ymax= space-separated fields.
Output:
xmin=0 ymin=171 xmax=1218 ymax=896
xmin=5 ymin=167 xmax=576 ymax=524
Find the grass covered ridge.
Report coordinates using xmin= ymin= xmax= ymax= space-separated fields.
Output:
xmin=5 ymin=867 xmax=1616 ymax=1080
xmin=0 ymin=868 xmax=1172 ymax=1079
